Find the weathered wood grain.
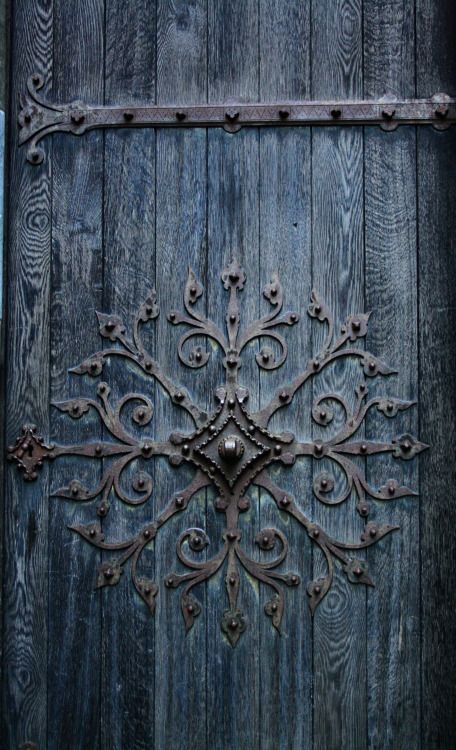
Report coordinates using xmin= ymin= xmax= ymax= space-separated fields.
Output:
xmin=2 ymin=2 xmax=52 ymax=747
xmin=157 ymin=0 xmax=207 ymax=105
xmin=47 ymin=2 xmax=104 ymax=749
xmin=417 ymin=4 xmax=456 ymax=747
xmin=101 ymin=4 xmax=157 ymax=749
xmin=258 ymin=128 xmax=313 ymax=750
xmin=205 ymin=125 xmax=261 ymax=750
xmin=363 ymin=5 xmax=420 ymax=749
xmin=208 ymin=0 xmax=259 ymax=102
xmin=363 ymin=0 xmax=415 ymax=99
xmin=365 ymin=127 xmax=419 ymax=750
xmin=206 ymin=5 xmax=261 ymax=748
xmin=311 ymin=3 xmax=365 ymax=749
xmin=258 ymin=5 xmax=312 ymax=748
xmin=154 ymin=126 xmax=208 ymax=750
xmin=259 ymin=0 xmax=311 ymax=100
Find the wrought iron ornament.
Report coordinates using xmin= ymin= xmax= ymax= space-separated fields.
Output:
xmin=18 ymin=72 xmax=456 ymax=164
xmin=9 ymin=261 xmax=428 ymax=647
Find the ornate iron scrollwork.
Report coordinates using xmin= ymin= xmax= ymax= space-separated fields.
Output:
xmin=18 ymin=72 xmax=455 ymax=164
xmin=8 ymin=260 xmax=428 ymax=646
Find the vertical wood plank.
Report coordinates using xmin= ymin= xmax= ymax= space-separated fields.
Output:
xmin=2 ymin=2 xmax=52 ymax=747
xmin=258 ymin=4 xmax=312 ymax=749
xmin=154 ymin=128 xmax=208 ymax=750
xmin=364 ymin=129 xmax=419 ymax=750
xmin=259 ymin=0 xmax=311 ymax=100
xmin=206 ymin=5 xmax=260 ymax=748
xmin=417 ymin=4 xmax=456 ymax=746
xmin=101 ymin=4 xmax=157 ymax=749
xmin=311 ymin=3 xmax=365 ymax=748
xmin=154 ymin=4 xmax=208 ymax=749
xmin=363 ymin=5 xmax=419 ymax=749
xmin=48 ymin=2 xmax=104 ymax=748
xmin=363 ymin=0 xmax=415 ymax=99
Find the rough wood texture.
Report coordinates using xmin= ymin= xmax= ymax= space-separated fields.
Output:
xmin=365 ymin=128 xmax=419 ymax=750
xmin=363 ymin=6 xmax=420 ymax=749
xmin=2 ymin=2 xmax=52 ymax=747
xmin=47 ymin=2 xmax=104 ymax=749
xmin=258 ymin=6 xmax=312 ymax=748
xmin=417 ymin=4 xmax=456 ymax=747
xmin=3 ymin=3 xmax=456 ymax=750
xmin=101 ymin=3 xmax=157 ymax=748
xmin=311 ymin=3 xmax=366 ymax=749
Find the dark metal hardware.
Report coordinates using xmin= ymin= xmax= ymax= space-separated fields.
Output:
xmin=8 ymin=260 xmax=428 ymax=646
xmin=18 ymin=74 xmax=456 ymax=164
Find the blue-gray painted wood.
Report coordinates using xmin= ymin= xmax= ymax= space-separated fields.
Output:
xmin=2 ymin=2 xmax=456 ymax=750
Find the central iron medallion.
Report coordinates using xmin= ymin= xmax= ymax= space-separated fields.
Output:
xmin=8 ymin=259 xmax=427 ymax=647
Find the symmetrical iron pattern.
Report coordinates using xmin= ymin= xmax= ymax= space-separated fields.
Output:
xmin=8 ymin=261 xmax=428 ymax=646
xmin=18 ymin=72 xmax=456 ymax=164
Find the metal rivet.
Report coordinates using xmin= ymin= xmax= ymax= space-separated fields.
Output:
xmin=388 ymin=482 xmax=395 ymax=496
xmin=360 ymin=505 xmax=368 ymax=516
xmin=403 ymin=440 xmax=411 ymax=451
xmin=368 ymin=361 xmax=376 ymax=371
xmin=248 ymin=425 xmax=255 ymax=434
xmin=71 ymin=485 xmax=79 ymax=496
xmin=144 ymin=529 xmax=151 ymax=539
xmin=360 ymin=443 xmax=368 ymax=454
xmin=290 ymin=575 xmax=298 ymax=585
xmin=314 ymin=585 xmax=321 ymax=595
xmin=369 ymin=527 xmax=377 ymax=538
xmin=225 ymin=111 xmax=239 ymax=123
xmin=145 ymin=361 xmax=152 ymax=371
xmin=290 ymin=313 xmax=298 ymax=322
xmin=71 ymin=113 xmax=85 ymax=125
xmin=435 ymin=104 xmax=449 ymax=119
xmin=263 ymin=535 xmax=269 ymax=546
xmin=175 ymin=496 xmax=184 ymax=507
xmin=187 ymin=604 xmax=194 ymax=613
xmin=313 ymin=359 xmax=320 ymax=370
xmin=262 ymin=352 xmax=270 ymax=363
xmin=229 ymin=619 xmax=238 ymax=630
xmin=137 ymin=409 xmax=145 ymax=420
xmin=169 ymin=312 xmax=176 ymax=321
xmin=229 ymin=575 xmax=236 ymax=586
xmin=175 ymin=391 xmax=184 ymax=402
xmin=382 ymin=107 xmax=395 ymax=120
xmin=142 ymin=443 xmax=152 ymax=455
xmin=331 ymin=108 xmax=341 ymax=118
xmin=320 ymin=478 xmax=328 ymax=489
xmin=209 ymin=425 xmax=217 ymax=434
xmin=227 ymin=532 xmax=237 ymax=541
xmin=227 ymin=357 xmax=237 ymax=368
xmin=320 ymin=410 xmax=326 ymax=420
xmin=89 ymin=528 xmax=96 ymax=537
xmin=182 ymin=444 xmax=190 ymax=455
xmin=274 ymin=444 xmax=282 ymax=455
xmin=280 ymin=496 xmax=290 ymax=508
xmin=314 ymin=443 xmax=323 ymax=456
xmin=105 ymin=568 xmax=114 ymax=579
xmin=229 ymin=314 xmax=236 ymax=323
xmin=279 ymin=391 xmax=289 ymax=402
xmin=279 ymin=109 xmax=290 ymax=119
xmin=138 ymin=478 xmax=145 ymax=488
xmin=353 ymin=566 xmax=363 ymax=577
xmin=271 ymin=602 xmax=278 ymax=612
xmin=176 ymin=111 xmax=186 ymax=121
xmin=228 ymin=398 xmax=235 ymax=409
xmin=352 ymin=320 xmax=361 ymax=331
xmin=123 ymin=111 xmax=134 ymax=121
xmin=312 ymin=529 xmax=320 ymax=538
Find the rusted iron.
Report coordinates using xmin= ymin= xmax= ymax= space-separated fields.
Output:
xmin=9 ymin=260 xmax=428 ymax=646
xmin=18 ymin=73 xmax=456 ymax=164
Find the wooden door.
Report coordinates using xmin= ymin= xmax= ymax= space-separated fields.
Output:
xmin=2 ymin=2 xmax=455 ymax=749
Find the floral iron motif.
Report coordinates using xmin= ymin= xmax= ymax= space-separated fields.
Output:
xmin=18 ymin=72 xmax=455 ymax=164
xmin=8 ymin=260 xmax=428 ymax=647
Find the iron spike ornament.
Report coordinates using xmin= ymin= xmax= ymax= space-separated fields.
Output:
xmin=18 ymin=72 xmax=456 ymax=164
xmin=8 ymin=260 xmax=428 ymax=647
